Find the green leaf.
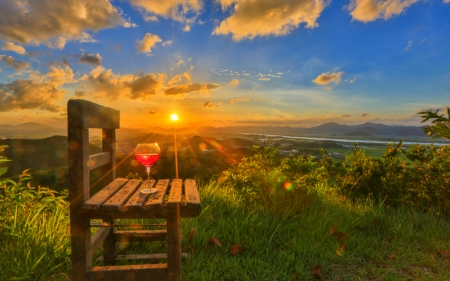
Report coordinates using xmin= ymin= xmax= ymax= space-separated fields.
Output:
xmin=0 ymin=166 xmax=7 ymax=176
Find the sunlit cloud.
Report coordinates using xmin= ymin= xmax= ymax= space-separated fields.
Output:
xmin=1 ymin=42 xmax=26 ymax=55
xmin=228 ymin=79 xmax=239 ymax=86
xmin=136 ymin=33 xmax=162 ymax=53
xmin=79 ymin=52 xmax=102 ymax=66
xmin=230 ymin=97 xmax=250 ymax=103
xmin=79 ymin=66 xmax=166 ymax=100
xmin=129 ymin=0 xmax=202 ymax=29
xmin=0 ymin=55 xmax=31 ymax=71
xmin=213 ymin=0 xmax=329 ymax=41
xmin=348 ymin=0 xmax=418 ymax=22
xmin=0 ymin=0 xmax=124 ymax=48
xmin=312 ymin=71 xmax=344 ymax=86
xmin=0 ymin=65 xmax=74 ymax=112
xmin=360 ymin=112 xmax=369 ymax=117
xmin=165 ymin=83 xmax=219 ymax=95
xmin=259 ymin=77 xmax=271 ymax=81
xmin=204 ymin=101 xmax=222 ymax=108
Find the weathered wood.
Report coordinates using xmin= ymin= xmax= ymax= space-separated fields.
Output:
xmin=184 ymin=179 xmax=201 ymax=206
xmin=88 ymin=152 xmax=110 ymax=171
xmin=102 ymin=179 xmax=141 ymax=211
xmin=143 ymin=179 xmax=170 ymax=210
xmin=88 ymin=264 xmax=167 ymax=280
xmin=167 ymin=179 xmax=183 ymax=204
xmin=96 ymin=253 xmax=188 ymax=262
xmin=89 ymin=227 xmax=111 ymax=259
xmin=82 ymin=178 xmax=128 ymax=210
xmin=166 ymin=201 xmax=182 ymax=281
xmin=68 ymin=99 xmax=120 ymax=129
xmin=122 ymin=179 xmax=155 ymax=212
xmin=115 ymin=230 xmax=167 ymax=242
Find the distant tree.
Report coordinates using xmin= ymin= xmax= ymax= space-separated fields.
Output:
xmin=419 ymin=107 xmax=450 ymax=140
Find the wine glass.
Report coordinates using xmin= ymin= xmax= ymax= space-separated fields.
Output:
xmin=135 ymin=143 xmax=161 ymax=193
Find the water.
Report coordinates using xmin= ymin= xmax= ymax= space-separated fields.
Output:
xmin=244 ymin=134 xmax=449 ymax=146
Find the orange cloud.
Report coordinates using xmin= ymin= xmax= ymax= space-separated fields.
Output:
xmin=79 ymin=52 xmax=102 ymax=66
xmin=348 ymin=0 xmax=418 ymax=22
xmin=228 ymin=79 xmax=239 ymax=86
xmin=203 ymin=101 xmax=222 ymax=108
xmin=1 ymin=42 xmax=26 ymax=55
xmin=213 ymin=0 xmax=328 ymax=41
xmin=230 ymin=97 xmax=250 ymax=103
xmin=0 ymin=55 xmax=30 ymax=71
xmin=136 ymin=33 xmax=163 ymax=53
xmin=165 ymin=83 xmax=219 ymax=95
xmin=0 ymin=0 xmax=124 ymax=48
xmin=312 ymin=71 xmax=344 ymax=85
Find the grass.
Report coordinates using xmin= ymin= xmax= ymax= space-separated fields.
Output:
xmin=1 ymin=181 xmax=450 ymax=280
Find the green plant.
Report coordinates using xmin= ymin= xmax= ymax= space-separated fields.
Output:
xmin=419 ymin=107 xmax=450 ymax=140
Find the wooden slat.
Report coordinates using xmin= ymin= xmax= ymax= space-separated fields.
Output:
xmin=88 ymin=152 xmax=110 ymax=171
xmin=143 ymin=179 xmax=170 ymax=210
xmin=89 ymin=227 xmax=111 ymax=259
xmin=184 ymin=179 xmax=201 ymax=206
xmin=96 ymin=253 xmax=187 ymax=262
xmin=167 ymin=179 xmax=182 ymax=204
xmin=82 ymin=178 xmax=128 ymax=210
xmin=102 ymin=179 xmax=141 ymax=211
xmin=115 ymin=230 xmax=166 ymax=242
xmin=122 ymin=180 xmax=155 ymax=212
xmin=68 ymin=99 xmax=120 ymax=129
xmin=88 ymin=264 xmax=167 ymax=280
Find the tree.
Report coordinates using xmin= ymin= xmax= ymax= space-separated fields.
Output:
xmin=418 ymin=107 xmax=450 ymax=140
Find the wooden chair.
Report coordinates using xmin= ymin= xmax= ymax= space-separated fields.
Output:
xmin=68 ymin=99 xmax=201 ymax=281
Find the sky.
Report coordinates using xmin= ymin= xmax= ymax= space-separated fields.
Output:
xmin=0 ymin=0 xmax=449 ymax=130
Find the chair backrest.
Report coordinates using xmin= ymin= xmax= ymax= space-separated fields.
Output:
xmin=67 ymin=99 xmax=120 ymax=211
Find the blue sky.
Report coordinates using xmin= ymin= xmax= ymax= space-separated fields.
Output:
xmin=0 ymin=0 xmax=449 ymax=129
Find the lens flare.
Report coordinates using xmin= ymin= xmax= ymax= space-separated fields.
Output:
xmin=284 ymin=181 xmax=293 ymax=191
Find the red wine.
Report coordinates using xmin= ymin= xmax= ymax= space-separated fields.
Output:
xmin=135 ymin=153 xmax=160 ymax=167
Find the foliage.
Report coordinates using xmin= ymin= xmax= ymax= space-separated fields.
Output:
xmin=419 ymin=107 xmax=450 ymax=140
xmin=0 ymin=145 xmax=11 ymax=178
xmin=222 ymin=142 xmax=450 ymax=215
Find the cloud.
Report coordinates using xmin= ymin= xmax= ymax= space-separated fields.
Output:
xmin=203 ymin=101 xmax=222 ymax=108
xmin=230 ymin=97 xmax=250 ymax=103
xmin=312 ymin=71 xmax=344 ymax=85
xmin=162 ymin=40 xmax=173 ymax=46
xmin=404 ymin=40 xmax=413 ymax=51
xmin=0 ymin=65 xmax=73 ymax=112
xmin=80 ymin=66 xmax=166 ymax=100
xmin=0 ymin=0 xmax=124 ymax=48
xmin=79 ymin=52 xmax=102 ymax=66
xmin=1 ymin=42 xmax=26 ymax=55
xmin=348 ymin=0 xmax=418 ymax=22
xmin=342 ymin=114 xmax=351 ymax=117
xmin=0 ymin=55 xmax=31 ymax=71
xmin=259 ymin=77 xmax=271 ymax=81
xmin=360 ymin=112 xmax=369 ymax=117
xmin=136 ymin=33 xmax=162 ymax=53
xmin=228 ymin=79 xmax=239 ymax=86
xmin=165 ymin=83 xmax=219 ymax=95
xmin=129 ymin=0 xmax=202 ymax=27
xmin=213 ymin=0 xmax=329 ymax=41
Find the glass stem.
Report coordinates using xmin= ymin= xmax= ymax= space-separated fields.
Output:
xmin=146 ymin=166 xmax=151 ymax=189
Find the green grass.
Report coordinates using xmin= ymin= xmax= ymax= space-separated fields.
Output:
xmin=1 ymin=181 xmax=450 ymax=280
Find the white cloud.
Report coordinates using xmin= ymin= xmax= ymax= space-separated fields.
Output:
xmin=162 ymin=40 xmax=173 ymax=46
xmin=213 ymin=0 xmax=329 ymax=41
xmin=136 ymin=33 xmax=162 ymax=53
xmin=348 ymin=0 xmax=418 ymax=22
xmin=0 ymin=0 xmax=124 ymax=48
xmin=1 ymin=42 xmax=26 ymax=55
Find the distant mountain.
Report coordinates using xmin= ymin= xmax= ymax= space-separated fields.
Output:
xmin=0 ymin=122 xmax=65 ymax=138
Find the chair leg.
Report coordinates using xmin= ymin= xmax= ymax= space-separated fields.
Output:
xmin=103 ymin=218 xmax=116 ymax=265
xmin=167 ymin=203 xmax=181 ymax=281
xmin=70 ymin=214 xmax=91 ymax=281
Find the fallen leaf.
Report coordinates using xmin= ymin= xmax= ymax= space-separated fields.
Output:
xmin=337 ymin=232 xmax=348 ymax=243
xmin=437 ymin=250 xmax=450 ymax=259
xmin=229 ymin=244 xmax=243 ymax=255
xmin=329 ymin=226 xmax=338 ymax=236
xmin=189 ymin=227 xmax=196 ymax=241
xmin=209 ymin=237 xmax=222 ymax=247
xmin=386 ymin=254 xmax=396 ymax=260
xmin=311 ymin=264 xmax=322 ymax=277
xmin=188 ymin=244 xmax=195 ymax=252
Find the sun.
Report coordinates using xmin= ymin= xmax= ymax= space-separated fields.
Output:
xmin=171 ymin=113 xmax=178 ymax=122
